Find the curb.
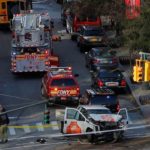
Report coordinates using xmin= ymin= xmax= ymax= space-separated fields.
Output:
xmin=32 ymin=0 xmax=48 ymax=4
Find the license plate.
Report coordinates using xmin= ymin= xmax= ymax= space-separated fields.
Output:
xmin=58 ymin=90 xmax=70 ymax=96
xmin=106 ymin=82 xmax=118 ymax=86
xmin=101 ymin=60 xmax=109 ymax=63
xmin=61 ymin=97 xmax=67 ymax=100
xmin=91 ymin=38 xmax=97 ymax=42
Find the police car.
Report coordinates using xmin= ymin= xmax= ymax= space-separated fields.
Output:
xmin=61 ymin=105 xmax=128 ymax=142
xmin=41 ymin=67 xmax=80 ymax=105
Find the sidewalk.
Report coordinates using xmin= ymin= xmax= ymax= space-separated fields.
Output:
xmin=123 ymin=67 xmax=150 ymax=123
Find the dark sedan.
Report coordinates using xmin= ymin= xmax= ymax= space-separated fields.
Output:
xmin=85 ymin=47 xmax=118 ymax=72
xmin=91 ymin=69 xmax=126 ymax=92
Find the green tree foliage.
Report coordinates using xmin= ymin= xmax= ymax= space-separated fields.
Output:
xmin=126 ymin=3 xmax=150 ymax=52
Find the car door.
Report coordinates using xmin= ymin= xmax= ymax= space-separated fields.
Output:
xmin=63 ymin=108 xmax=86 ymax=134
xmin=117 ymin=108 xmax=129 ymax=128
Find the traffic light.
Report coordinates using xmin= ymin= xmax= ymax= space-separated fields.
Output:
xmin=44 ymin=103 xmax=50 ymax=124
xmin=133 ymin=66 xmax=138 ymax=82
xmin=136 ymin=66 xmax=143 ymax=82
xmin=133 ymin=59 xmax=143 ymax=82
xmin=144 ymin=61 xmax=150 ymax=82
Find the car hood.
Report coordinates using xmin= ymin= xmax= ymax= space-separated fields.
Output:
xmin=89 ymin=114 xmax=122 ymax=122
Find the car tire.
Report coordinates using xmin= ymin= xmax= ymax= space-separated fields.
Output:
xmin=112 ymin=131 xmax=124 ymax=143
xmin=71 ymin=34 xmax=76 ymax=41
xmin=86 ymin=128 xmax=94 ymax=143
xmin=80 ymin=44 xmax=85 ymax=53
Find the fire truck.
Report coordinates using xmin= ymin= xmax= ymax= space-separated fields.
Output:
xmin=66 ymin=15 xmax=102 ymax=40
xmin=10 ymin=11 xmax=59 ymax=73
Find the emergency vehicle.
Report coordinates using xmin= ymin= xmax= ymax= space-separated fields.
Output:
xmin=61 ymin=105 xmax=128 ymax=142
xmin=41 ymin=67 xmax=80 ymax=105
xmin=66 ymin=16 xmax=102 ymax=40
xmin=10 ymin=11 xmax=59 ymax=73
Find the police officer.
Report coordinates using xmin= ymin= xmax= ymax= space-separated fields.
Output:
xmin=0 ymin=104 xmax=9 ymax=143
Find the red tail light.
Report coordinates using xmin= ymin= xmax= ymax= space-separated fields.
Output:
xmin=45 ymin=50 xmax=49 ymax=55
xmin=80 ymin=36 xmax=84 ymax=42
xmin=76 ymin=87 xmax=80 ymax=94
xmin=116 ymin=102 xmax=120 ymax=112
xmin=97 ymin=79 xmax=104 ymax=87
xmin=112 ymin=58 xmax=117 ymax=64
xmin=92 ymin=59 xmax=100 ymax=64
xmin=121 ymin=79 xmax=126 ymax=86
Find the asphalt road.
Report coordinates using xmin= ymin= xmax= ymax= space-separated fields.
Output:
xmin=0 ymin=0 xmax=150 ymax=149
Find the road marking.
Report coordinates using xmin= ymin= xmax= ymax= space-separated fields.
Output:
xmin=8 ymin=127 xmax=16 ymax=135
xmin=23 ymin=124 xmax=31 ymax=133
xmin=51 ymin=121 xmax=59 ymax=130
xmin=9 ymin=123 xmax=59 ymax=129
xmin=1 ymin=141 xmax=69 ymax=150
xmin=36 ymin=122 xmax=44 ymax=131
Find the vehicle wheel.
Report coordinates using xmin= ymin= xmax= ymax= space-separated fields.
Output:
xmin=80 ymin=44 xmax=85 ymax=53
xmin=86 ymin=129 xmax=95 ymax=143
xmin=112 ymin=131 xmax=123 ymax=143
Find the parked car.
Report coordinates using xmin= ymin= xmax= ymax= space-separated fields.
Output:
xmin=91 ymin=69 xmax=127 ymax=92
xmin=85 ymin=47 xmax=118 ymax=72
xmin=77 ymin=26 xmax=108 ymax=52
xmin=41 ymin=67 xmax=80 ymax=105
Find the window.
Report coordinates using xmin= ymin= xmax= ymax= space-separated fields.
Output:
xmin=66 ymin=109 xmax=77 ymax=119
xmin=84 ymin=28 xmax=105 ymax=36
xmin=80 ymin=108 xmax=88 ymax=118
xmin=87 ymin=109 xmax=111 ymax=115
xmin=51 ymin=78 xmax=76 ymax=86
xmin=98 ymin=71 xmax=123 ymax=78
xmin=2 ymin=2 xmax=6 ymax=9
xmin=90 ymin=95 xmax=117 ymax=105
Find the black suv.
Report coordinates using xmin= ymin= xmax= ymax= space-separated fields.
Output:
xmin=91 ymin=69 xmax=126 ymax=92
xmin=79 ymin=88 xmax=120 ymax=113
xmin=77 ymin=26 xmax=108 ymax=52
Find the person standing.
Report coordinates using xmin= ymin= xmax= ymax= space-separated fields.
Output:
xmin=0 ymin=104 xmax=9 ymax=143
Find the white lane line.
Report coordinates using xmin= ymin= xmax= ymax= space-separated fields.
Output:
xmin=23 ymin=124 xmax=31 ymax=133
xmin=51 ymin=121 xmax=59 ymax=130
xmin=36 ymin=122 xmax=44 ymax=132
xmin=8 ymin=127 xmax=16 ymax=135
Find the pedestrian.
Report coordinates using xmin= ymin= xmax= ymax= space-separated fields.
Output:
xmin=0 ymin=104 xmax=9 ymax=143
